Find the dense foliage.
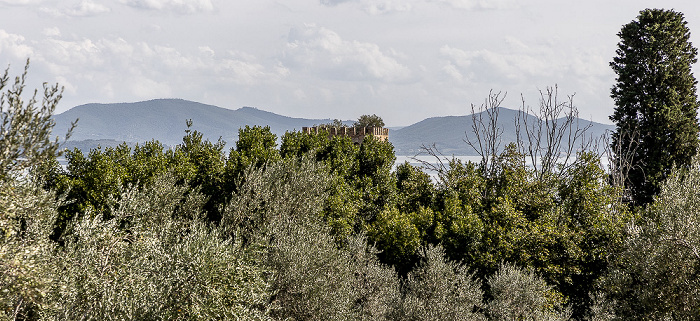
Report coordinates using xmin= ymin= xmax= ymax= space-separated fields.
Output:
xmin=5 ymin=14 xmax=700 ymax=318
xmin=600 ymin=154 xmax=700 ymax=319
xmin=354 ymin=114 xmax=385 ymax=128
xmin=610 ymin=8 xmax=700 ymax=205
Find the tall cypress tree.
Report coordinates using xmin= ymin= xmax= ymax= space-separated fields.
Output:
xmin=611 ymin=8 xmax=700 ymax=205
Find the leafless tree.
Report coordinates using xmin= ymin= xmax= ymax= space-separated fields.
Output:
xmin=415 ymin=91 xmax=505 ymax=185
xmin=604 ymin=124 xmax=640 ymax=203
xmin=464 ymin=90 xmax=506 ymax=178
xmin=515 ymin=85 xmax=597 ymax=181
xmin=417 ymin=86 xmax=603 ymax=184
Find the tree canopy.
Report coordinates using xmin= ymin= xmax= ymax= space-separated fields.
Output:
xmin=354 ymin=114 xmax=385 ymax=128
xmin=610 ymin=8 xmax=700 ymax=205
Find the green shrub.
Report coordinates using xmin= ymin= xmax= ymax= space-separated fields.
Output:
xmin=601 ymin=154 xmax=700 ymax=320
xmin=42 ymin=174 xmax=271 ymax=320
xmin=223 ymin=156 xmax=401 ymax=320
xmin=487 ymin=262 xmax=570 ymax=321
xmin=393 ymin=245 xmax=484 ymax=321
xmin=0 ymin=180 xmax=58 ymax=320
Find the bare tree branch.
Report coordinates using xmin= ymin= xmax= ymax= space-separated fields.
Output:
xmin=464 ymin=90 xmax=506 ymax=178
xmin=516 ymin=86 xmax=597 ymax=181
xmin=604 ymin=123 xmax=641 ymax=203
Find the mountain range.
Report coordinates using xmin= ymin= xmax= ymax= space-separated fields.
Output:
xmin=52 ymin=99 xmax=614 ymax=156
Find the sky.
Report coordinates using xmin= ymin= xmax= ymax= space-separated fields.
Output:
xmin=1 ymin=0 xmax=699 ymax=126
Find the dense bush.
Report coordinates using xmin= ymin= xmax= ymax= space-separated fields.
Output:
xmin=45 ymin=174 xmax=270 ymax=320
xmin=600 ymin=154 xmax=700 ymax=320
xmin=405 ymin=145 xmax=630 ymax=318
xmin=1 ymin=179 xmax=58 ymax=319
xmin=3 ymin=173 xmax=272 ymax=319
xmin=393 ymin=245 xmax=484 ymax=321
xmin=486 ymin=262 xmax=570 ymax=321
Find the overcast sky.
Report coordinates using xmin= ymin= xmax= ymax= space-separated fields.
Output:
xmin=1 ymin=0 xmax=699 ymax=126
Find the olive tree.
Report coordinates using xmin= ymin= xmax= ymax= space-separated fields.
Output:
xmin=0 ymin=60 xmax=75 ymax=181
xmin=601 ymin=153 xmax=700 ymax=319
xmin=0 ymin=61 xmax=74 ymax=319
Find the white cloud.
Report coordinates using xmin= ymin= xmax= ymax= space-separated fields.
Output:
xmin=129 ymin=76 xmax=172 ymax=98
xmin=441 ymin=62 xmax=464 ymax=81
xmin=440 ymin=43 xmax=563 ymax=84
xmin=122 ymin=0 xmax=215 ymax=14
xmin=27 ymin=33 xmax=288 ymax=105
xmin=364 ymin=0 xmax=412 ymax=15
xmin=40 ymin=0 xmax=111 ymax=18
xmin=430 ymin=0 xmax=520 ymax=10
xmin=440 ymin=36 xmax=612 ymax=86
xmin=42 ymin=27 xmax=61 ymax=37
xmin=43 ymin=38 xmax=103 ymax=69
xmin=66 ymin=0 xmax=111 ymax=16
xmin=198 ymin=46 xmax=215 ymax=57
xmin=437 ymin=37 xmax=615 ymax=123
xmin=320 ymin=0 xmax=413 ymax=15
xmin=283 ymin=24 xmax=412 ymax=83
xmin=54 ymin=75 xmax=77 ymax=95
xmin=321 ymin=0 xmax=519 ymax=15
xmin=0 ymin=0 xmax=44 ymax=5
xmin=0 ymin=0 xmax=629 ymax=125
xmin=320 ymin=0 xmax=353 ymax=5
xmin=0 ymin=29 xmax=34 ymax=59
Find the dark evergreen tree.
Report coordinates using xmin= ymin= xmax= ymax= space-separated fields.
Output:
xmin=610 ymin=8 xmax=700 ymax=205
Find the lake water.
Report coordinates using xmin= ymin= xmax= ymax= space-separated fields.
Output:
xmin=57 ymin=155 xmax=610 ymax=177
xmin=395 ymin=155 xmax=610 ymax=173
xmin=395 ymin=155 xmax=482 ymax=167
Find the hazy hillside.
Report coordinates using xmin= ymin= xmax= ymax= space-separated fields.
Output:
xmin=390 ymin=107 xmax=614 ymax=156
xmin=61 ymin=139 xmax=138 ymax=154
xmin=53 ymin=99 xmax=337 ymax=148
xmin=53 ymin=99 xmax=614 ymax=156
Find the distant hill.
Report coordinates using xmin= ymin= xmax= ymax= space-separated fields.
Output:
xmin=389 ymin=108 xmax=614 ymax=156
xmin=53 ymin=99 xmax=339 ymax=149
xmin=53 ymin=99 xmax=614 ymax=156
xmin=61 ymin=139 xmax=138 ymax=154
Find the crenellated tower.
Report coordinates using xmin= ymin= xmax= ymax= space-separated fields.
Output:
xmin=301 ymin=126 xmax=388 ymax=144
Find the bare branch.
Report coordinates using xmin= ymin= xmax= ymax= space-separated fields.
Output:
xmin=516 ymin=85 xmax=599 ymax=181
xmin=663 ymin=236 xmax=700 ymax=261
xmin=413 ymin=143 xmax=453 ymax=185
xmin=604 ymin=124 xmax=641 ymax=203
xmin=464 ymin=90 xmax=506 ymax=177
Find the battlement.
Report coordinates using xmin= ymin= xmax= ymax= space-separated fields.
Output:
xmin=302 ymin=126 xmax=389 ymax=144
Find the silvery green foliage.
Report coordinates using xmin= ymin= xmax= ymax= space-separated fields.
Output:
xmin=486 ymin=262 xmax=571 ymax=321
xmin=264 ymin=216 xmax=401 ymax=321
xmin=0 ymin=61 xmax=73 ymax=319
xmin=224 ymin=157 xmax=401 ymax=320
xmin=602 ymin=154 xmax=700 ymax=320
xmin=586 ymin=293 xmax=615 ymax=321
xmin=393 ymin=245 xmax=485 ymax=321
xmin=0 ymin=180 xmax=58 ymax=319
xmin=0 ymin=61 xmax=74 ymax=182
xmin=343 ymin=234 xmax=402 ymax=321
xmin=222 ymin=156 xmax=333 ymax=238
xmin=42 ymin=174 xmax=271 ymax=320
